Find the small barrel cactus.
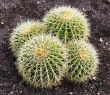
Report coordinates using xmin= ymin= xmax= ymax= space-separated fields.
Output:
xmin=43 ymin=6 xmax=90 ymax=43
xmin=67 ymin=40 xmax=99 ymax=82
xmin=10 ymin=20 xmax=45 ymax=56
xmin=17 ymin=35 xmax=67 ymax=89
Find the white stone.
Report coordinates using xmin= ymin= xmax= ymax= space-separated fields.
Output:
xmin=93 ymin=76 xmax=96 ymax=80
xmin=37 ymin=1 xmax=40 ymax=4
xmin=69 ymin=92 xmax=73 ymax=95
xmin=106 ymin=42 xmax=108 ymax=45
xmin=100 ymin=38 xmax=103 ymax=42
xmin=1 ymin=22 xmax=4 ymax=25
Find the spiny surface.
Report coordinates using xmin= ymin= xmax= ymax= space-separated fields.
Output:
xmin=67 ymin=40 xmax=99 ymax=82
xmin=17 ymin=35 xmax=67 ymax=89
xmin=10 ymin=20 xmax=45 ymax=56
xmin=43 ymin=6 xmax=90 ymax=43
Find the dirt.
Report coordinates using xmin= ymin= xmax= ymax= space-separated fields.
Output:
xmin=0 ymin=0 xmax=110 ymax=95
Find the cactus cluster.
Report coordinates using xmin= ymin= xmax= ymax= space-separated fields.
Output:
xmin=9 ymin=6 xmax=99 ymax=89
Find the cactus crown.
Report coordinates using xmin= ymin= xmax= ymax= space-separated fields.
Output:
xmin=19 ymin=21 xmax=36 ymax=35
xmin=15 ymin=20 xmax=43 ymax=36
xmin=34 ymin=48 xmax=48 ymax=58
xmin=79 ymin=49 xmax=89 ymax=60
xmin=60 ymin=11 xmax=73 ymax=20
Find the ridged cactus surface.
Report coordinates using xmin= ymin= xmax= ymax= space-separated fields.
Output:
xmin=10 ymin=20 xmax=44 ymax=56
xmin=17 ymin=35 xmax=67 ymax=88
xmin=67 ymin=40 xmax=99 ymax=82
xmin=43 ymin=6 xmax=90 ymax=42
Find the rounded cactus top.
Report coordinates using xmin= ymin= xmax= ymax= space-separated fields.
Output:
xmin=14 ymin=20 xmax=44 ymax=35
xmin=67 ymin=40 xmax=99 ymax=82
xmin=17 ymin=35 xmax=67 ymax=89
xmin=10 ymin=20 xmax=45 ymax=56
xmin=43 ymin=6 xmax=90 ymax=42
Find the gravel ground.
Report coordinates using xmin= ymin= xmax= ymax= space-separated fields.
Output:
xmin=0 ymin=0 xmax=110 ymax=95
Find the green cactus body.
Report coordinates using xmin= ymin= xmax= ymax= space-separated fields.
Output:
xmin=10 ymin=20 xmax=45 ymax=56
xmin=17 ymin=35 xmax=67 ymax=89
xmin=67 ymin=40 xmax=99 ymax=82
xmin=43 ymin=6 xmax=90 ymax=43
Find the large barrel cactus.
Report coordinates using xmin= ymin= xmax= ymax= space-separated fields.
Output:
xmin=67 ymin=40 xmax=99 ymax=82
xmin=43 ymin=6 xmax=90 ymax=43
xmin=17 ymin=35 xmax=67 ymax=89
xmin=10 ymin=20 xmax=45 ymax=56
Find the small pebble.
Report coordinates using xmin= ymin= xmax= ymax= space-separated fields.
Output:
xmin=106 ymin=42 xmax=108 ymax=45
xmin=42 ymin=0 xmax=45 ymax=2
xmin=13 ymin=85 xmax=15 ymax=89
xmin=69 ymin=92 xmax=73 ymax=95
xmin=82 ymin=8 xmax=86 ymax=11
xmin=37 ymin=1 xmax=40 ymax=4
xmin=93 ymin=76 xmax=96 ymax=80
xmin=106 ymin=63 xmax=109 ymax=67
xmin=1 ymin=22 xmax=4 ymax=25
xmin=99 ymin=38 xmax=103 ymax=42
xmin=20 ymin=90 xmax=23 ymax=93
xmin=8 ymin=92 xmax=14 ymax=95
xmin=103 ymin=46 xmax=105 ymax=48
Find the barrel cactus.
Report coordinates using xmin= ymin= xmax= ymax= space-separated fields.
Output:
xmin=10 ymin=20 xmax=45 ymax=56
xmin=43 ymin=6 xmax=90 ymax=43
xmin=17 ymin=35 xmax=67 ymax=89
xmin=67 ymin=40 xmax=99 ymax=82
